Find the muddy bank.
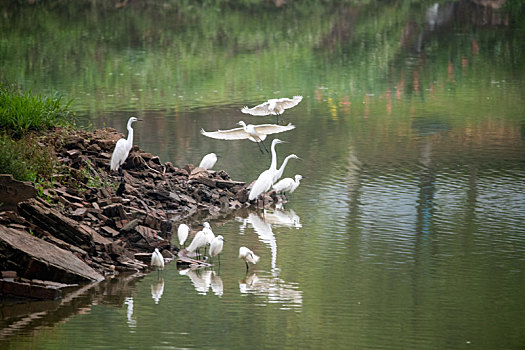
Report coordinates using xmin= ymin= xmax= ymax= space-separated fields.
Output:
xmin=0 ymin=126 xmax=274 ymax=299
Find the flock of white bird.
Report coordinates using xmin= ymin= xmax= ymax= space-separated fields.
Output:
xmin=108 ymin=95 xmax=305 ymax=273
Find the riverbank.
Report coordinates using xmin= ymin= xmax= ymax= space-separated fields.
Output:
xmin=0 ymin=126 xmax=262 ymax=299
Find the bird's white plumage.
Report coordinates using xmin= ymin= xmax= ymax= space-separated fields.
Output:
xmin=199 ymin=153 xmax=218 ymax=170
xmin=209 ymin=235 xmax=224 ymax=258
xmin=249 ymin=139 xmax=285 ymax=201
xmin=239 ymin=246 xmax=260 ymax=265
xmin=241 ymin=96 xmax=303 ymax=116
xmin=187 ymin=230 xmax=207 ymax=252
xmin=151 ymin=248 xmax=165 ymax=270
xmin=273 ymin=174 xmax=303 ymax=193
xmin=201 ymin=121 xmax=295 ymax=143
xmin=273 ymin=154 xmax=300 ymax=183
xmin=202 ymin=222 xmax=215 ymax=245
xmin=110 ymin=116 xmax=140 ymax=171
xmin=178 ymin=223 xmax=189 ymax=246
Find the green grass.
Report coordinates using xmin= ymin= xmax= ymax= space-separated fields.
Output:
xmin=0 ymin=133 xmax=57 ymax=182
xmin=0 ymin=84 xmax=74 ymax=138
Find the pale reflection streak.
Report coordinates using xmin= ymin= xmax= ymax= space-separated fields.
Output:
xmin=150 ymin=278 xmax=165 ymax=304
xmin=237 ymin=209 xmax=303 ymax=309
xmin=179 ymin=268 xmax=223 ymax=297
xmin=124 ymin=297 xmax=137 ymax=328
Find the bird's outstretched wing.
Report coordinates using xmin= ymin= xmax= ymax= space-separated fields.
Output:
xmin=241 ymin=102 xmax=271 ymax=116
xmin=275 ymin=95 xmax=303 ymax=110
xmin=252 ymin=123 xmax=296 ymax=135
xmin=201 ymin=127 xmax=251 ymax=140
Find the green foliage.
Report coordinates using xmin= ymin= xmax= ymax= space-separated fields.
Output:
xmin=0 ymin=84 xmax=74 ymax=138
xmin=0 ymin=133 xmax=57 ymax=182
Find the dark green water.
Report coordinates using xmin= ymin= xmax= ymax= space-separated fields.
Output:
xmin=1 ymin=1 xmax=525 ymax=349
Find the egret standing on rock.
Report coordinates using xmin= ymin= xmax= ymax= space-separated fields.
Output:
xmin=201 ymin=121 xmax=295 ymax=154
xmin=178 ymin=223 xmax=189 ymax=248
xmin=241 ymin=96 xmax=303 ymax=121
xmin=199 ymin=153 xmax=218 ymax=170
xmin=110 ymin=116 xmax=141 ymax=183
xmin=239 ymin=246 xmax=260 ymax=271
xmin=273 ymin=174 xmax=303 ymax=199
xmin=151 ymin=248 xmax=165 ymax=274
xmin=209 ymin=235 xmax=224 ymax=265
xmin=249 ymin=139 xmax=286 ymax=205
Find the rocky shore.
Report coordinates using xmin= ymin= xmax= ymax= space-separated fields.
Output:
xmin=0 ymin=127 xmax=267 ymax=300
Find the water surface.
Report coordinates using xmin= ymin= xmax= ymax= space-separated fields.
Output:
xmin=1 ymin=1 xmax=525 ymax=349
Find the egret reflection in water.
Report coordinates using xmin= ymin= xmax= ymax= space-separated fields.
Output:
xmin=239 ymin=273 xmax=302 ymax=310
xmin=124 ymin=297 xmax=137 ymax=328
xmin=179 ymin=268 xmax=223 ymax=297
xmin=151 ymin=278 xmax=165 ymax=304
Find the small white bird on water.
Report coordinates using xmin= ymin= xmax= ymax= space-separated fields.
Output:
xmin=201 ymin=121 xmax=295 ymax=153
xmin=249 ymin=139 xmax=286 ymax=204
xmin=199 ymin=153 xmax=218 ymax=170
xmin=110 ymin=116 xmax=141 ymax=182
xmin=239 ymin=246 xmax=260 ymax=271
xmin=209 ymin=235 xmax=224 ymax=264
xmin=151 ymin=248 xmax=165 ymax=273
xmin=177 ymin=223 xmax=189 ymax=247
xmin=273 ymin=174 xmax=303 ymax=198
xmin=242 ymin=96 xmax=303 ymax=117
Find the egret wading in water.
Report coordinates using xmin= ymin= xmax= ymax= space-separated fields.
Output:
xmin=239 ymin=246 xmax=260 ymax=271
xmin=241 ymin=96 xmax=303 ymax=122
xmin=273 ymin=174 xmax=304 ymax=200
xmin=199 ymin=153 xmax=218 ymax=170
xmin=201 ymin=121 xmax=295 ymax=154
xmin=187 ymin=229 xmax=207 ymax=258
xmin=209 ymin=235 xmax=224 ymax=265
xmin=151 ymin=248 xmax=165 ymax=275
xmin=202 ymin=222 xmax=215 ymax=255
xmin=177 ymin=223 xmax=189 ymax=248
xmin=110 ymin=116 xmax=142 ymax=183
xmin=249 ymin=139 xmax=286 ymax=207
xmin=273 ymin=154 xmax=301 ymax=184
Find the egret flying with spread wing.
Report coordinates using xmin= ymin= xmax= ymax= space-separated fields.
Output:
xmin=239 ymin=246 xmax=260 ymax=271
xmin=110 ymin=116 xmax=142 ymax=182
xmin=249 ymin=139 xmax=286 ymax=204
xmin=241 ymin=96 xmax=303 ymax=117
xmin=201 ymin=121 xmax=294 ymax=153
xmin=199 ymin=153 xmax=218 ymax=170
xmin=273 ymin=174 xmax=303 ymax=199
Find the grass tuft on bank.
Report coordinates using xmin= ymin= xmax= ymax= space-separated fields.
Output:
xmin=0 ymin=84 xmax=74 ymax=138
xmin=0 ymin=83 xmax=74 ymax=182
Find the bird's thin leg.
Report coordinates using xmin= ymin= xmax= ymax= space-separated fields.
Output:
xmin=256 ymin=141 xmax=265 ymax=154
xmin=245 ymin=261 xmax=249 ymax=271
xmin=119 ymin=165 xmax=124 ymax=183
xmin=260 ymin=140 xmax=270 ymax=153
xmin=218 ymin=254 xmax=221 ymax=267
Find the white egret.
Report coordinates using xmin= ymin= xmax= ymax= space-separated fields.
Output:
xmin=201 ymin=121 xmax=294 ymax=153
xmin=199 ymin=153 xmax=218 ymax=170
xmin=177 ymin=223 xmax=189 ymax=247
xmin=241 ymin=96 xmax=303 ymax=117
xmin=248 ymin=139 xmax=286 ymax=204
xmin=110 ymin=116 xmax=141 ymax=182
xmin=187 ymin=229 xmax=207 ymax=257
xmin=150 ymin=248 xmax=165 ymax=273
xmin=239 ymin=246 xmax=260 ymax=271
xmin=202 ymin=221 xmax=215 ymax=255
xmin=209 ymin=235 xmax=224 ymax=264
xmin=273 ymin=174 xmax=303 ymax=199
xmin=273 ymin=154 xmax=300 ymax=183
